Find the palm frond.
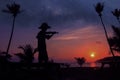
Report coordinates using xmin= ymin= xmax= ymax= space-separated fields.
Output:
xmin=112 ymin=25 xmax=120 ymax=38
xmin=112 ymin=9 xmax=120 ymax=20
xmin=2 ymin=2 xmax=22 ymax=17
xmin=108 ymin=25 xmax=120 ymax=52
xmin=95 ymin=2 xmax=104 ymax=16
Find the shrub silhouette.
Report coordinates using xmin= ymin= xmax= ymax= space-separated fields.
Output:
xmin=75 ymin=57 xmax=86 ymax=67
xmin=15 ymin=44 xmax=37 ymax=63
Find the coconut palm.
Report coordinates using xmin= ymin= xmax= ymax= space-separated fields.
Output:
xmin=2 ymin=2 xmax=22 ymax=55
xmin=15 ymin=44 xmax=37 ymax=63
xmin=108 ymin=25 xmax=120 ymax=52
xmin=94 ymin=2 xmax=115 ymax=56
xmin=75 ymin=57 xmax=86 ymax=67
xmin=111 ymin=9 xmax=120 ymax=24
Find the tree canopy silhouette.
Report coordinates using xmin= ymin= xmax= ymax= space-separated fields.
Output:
xmin=75 ymin=57 xmax=86 ymax=67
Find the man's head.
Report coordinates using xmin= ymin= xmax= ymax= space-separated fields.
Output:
xmin=39 ymin=23 xmax=51 ymax=30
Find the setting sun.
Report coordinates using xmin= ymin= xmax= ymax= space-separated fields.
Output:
xmin=90 ymin=52 xmax=95 ymax=58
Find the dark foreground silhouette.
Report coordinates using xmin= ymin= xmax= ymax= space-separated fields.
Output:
xmin=36 ymin=23 xmax=58 ymax=63
xmin=0 ymin=64 xmax=120 ymax=80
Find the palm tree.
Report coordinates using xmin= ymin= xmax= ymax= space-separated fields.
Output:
xmin=15 ymin=44 xmax=37 ymax=63
xmin=94 ymin=2 xmax=115 ymax=57
xmin=2 ymin=2 xmax=22 ymax=55
xmin=75 ymin=57 xmax=86 ymax=67
xmin=111 ymin=9 xmax=120 ymax=25
xmin=109 ymin=25 xmax=120 ymax=52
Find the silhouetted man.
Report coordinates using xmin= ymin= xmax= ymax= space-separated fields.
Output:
xmin=36 ymin=23 xmax=58 ymax=63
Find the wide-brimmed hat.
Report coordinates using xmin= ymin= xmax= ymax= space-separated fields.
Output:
xmin=39 ymin=23 xmax=51 ymax=29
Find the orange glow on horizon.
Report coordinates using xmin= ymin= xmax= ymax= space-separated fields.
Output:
xmin=47 ymin=39 xmax=109 ymax=63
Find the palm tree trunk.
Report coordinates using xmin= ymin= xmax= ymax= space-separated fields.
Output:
xmin=6 ymin=16 xmax=16 ymax=54
xmin=99 ymin=16 xmax=115 ymax=57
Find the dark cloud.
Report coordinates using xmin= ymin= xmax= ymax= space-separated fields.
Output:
xmin=0 ymin=0 xmax=120 ymax=29
xmin=0 ymin=0 xmax=95 ymax=26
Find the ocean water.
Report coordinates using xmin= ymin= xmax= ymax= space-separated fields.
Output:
xmin=69 ymin=62 xmax=109 ymax=68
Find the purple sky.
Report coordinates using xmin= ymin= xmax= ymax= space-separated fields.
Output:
xmin=0 ymin=0 xmax=120 ymax=63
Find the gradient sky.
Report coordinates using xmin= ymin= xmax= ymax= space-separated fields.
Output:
xmin=0 ymin=0 xmax=120 ymax=64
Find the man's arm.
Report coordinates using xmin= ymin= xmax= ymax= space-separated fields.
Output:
xmin=45 ymin=31 xmax=58 ymax=40
xmin=46 ymin=31 xmax=58 ymax=34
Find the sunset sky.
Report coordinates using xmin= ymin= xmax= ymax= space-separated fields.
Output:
xmin=0 ymin=0 xmax=120 ymax=64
